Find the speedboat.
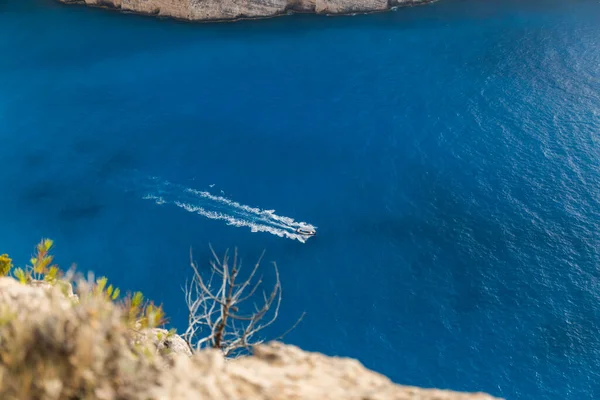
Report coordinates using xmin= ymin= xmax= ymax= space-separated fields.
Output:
xmin=296 ymin=227 xmax=316 ymax=236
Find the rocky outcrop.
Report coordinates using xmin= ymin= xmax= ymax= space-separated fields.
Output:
xmin=138 ymin=327 xmax=193 ymax=358
xmin=0 ymin=276 xmax=499 ymax=400
xmin=28 ymin=279 xmax=79 ymax=302
xmin=0 ymin=277 xmax=74 ymax=315
xmin=155 ymin=342 xmax=500 ymax=400
xmin=315 ymin=0 xmax=388 ymax=14
xmin=57 ymin=0 xmax=435 ymax=22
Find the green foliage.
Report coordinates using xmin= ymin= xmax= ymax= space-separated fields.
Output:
xmin=132 ymin=291 xmax=144 ymax=309
xmin=1 ymin=244 xmax=42 ymax=283
xmin=31 ymin=238 xmax=54 ymax=275
xmin=92 ymin=276 xmax=122 ymax=303
xmin=85 ymin=270 xmax=166 ymax=330
xmin=121 ymin=291 xmax=167 ymax=330
xmin=26 ymin=238 xmax=60 ymax=282
xmin=4 ymin=239 xmax=62 ymax=285
xmin=0 ymin=254 xmax=12 ymax=276
xmin=77 ymin=277 xmax=167 ymax=331
xmin=4 ymin=239 xmax=169 ymax=332
xmin=141 ymin=302 xmax=166 ymax=329
xmin=96 ymin=276 xmax=108 ymax=292
xmin=13 ymin=268 xmax=27 ymax=284
xmin=43 ymin=266 xmax=59 ymax=283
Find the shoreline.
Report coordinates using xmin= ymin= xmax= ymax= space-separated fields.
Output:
xmin=58 ymin=0 xmax=439 ymax=24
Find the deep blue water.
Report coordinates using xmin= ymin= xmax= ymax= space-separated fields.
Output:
xmin=2 ymin=0 xmax=600 ymax=398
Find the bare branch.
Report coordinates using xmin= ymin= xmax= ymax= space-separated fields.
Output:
xmin=234 ymin=276 xmax=263 ymax=304
xmin=274 ymin=312 xmax=306 ymax=342
xmin=184 ymin=247 xmax=301 ymax=357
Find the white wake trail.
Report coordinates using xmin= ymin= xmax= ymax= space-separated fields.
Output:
xmin=141 ymin=178 xmax=316 ymax=243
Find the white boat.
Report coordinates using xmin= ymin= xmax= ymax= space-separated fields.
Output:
xmin=296 ymin=227 xmax=316 ymax=236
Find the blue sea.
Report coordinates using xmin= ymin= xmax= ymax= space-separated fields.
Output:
xmin=2 ymin=0 xmax=600 ymax=398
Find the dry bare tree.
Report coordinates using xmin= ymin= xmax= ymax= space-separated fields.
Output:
xmin=183 ymin=246 xmax=304 ymax=357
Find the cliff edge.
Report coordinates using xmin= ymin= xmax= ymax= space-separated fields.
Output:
xmin=57 ymin=0 xmax=433 ymax=22
xmin=0 ymin=276 xmax=500 ymax=400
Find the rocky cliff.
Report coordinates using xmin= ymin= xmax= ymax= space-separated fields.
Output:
xmin=58 ymin=0 xmax=433 ymax=22
xmin=0 ymin=276 xmax=500 ymax=400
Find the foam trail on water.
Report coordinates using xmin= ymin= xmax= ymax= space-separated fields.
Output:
xmin=140 ymin=178 xmax=316 ymax=243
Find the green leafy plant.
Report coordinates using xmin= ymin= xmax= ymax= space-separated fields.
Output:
xmin=122 ymin=291 xmax=167 ymax=330
xmin=13 ymin=268 xmax=27 ymax=284
xmin=93 ymin=276 xmax=121 ymax=301
xmin=0 ymin=254 xmax=12 ymax=276
xmin=2 ymin=240 xmax=59 ymax=284
xmin=44 ymin=266 xmax=60 ymax=283
xmin=28 ymin=238 xmax=59 ymax=281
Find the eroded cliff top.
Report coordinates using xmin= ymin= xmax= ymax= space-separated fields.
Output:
xmin=0 ymin=276 xmax=500 ymax=400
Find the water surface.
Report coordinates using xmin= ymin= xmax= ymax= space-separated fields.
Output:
xmin=1 ymin=0 xmax=600 ymax=398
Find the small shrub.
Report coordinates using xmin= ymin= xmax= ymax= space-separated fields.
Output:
xmin=93 ymin=276 xmax=121 ymax=301
xmin=122 ymin=291 xmax=167 ymax=330
xmin=12 ymin=268 xmax=27 ymax=284
xmin=0 ymin=254 xmax=12 ymax=276
xmin=30 ymin=238 xmax=56 ymax=279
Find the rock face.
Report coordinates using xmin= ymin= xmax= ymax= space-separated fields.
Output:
xmin=0 ymin=276 xmax=500 ymax=400
xmin=139 ymin=327 xmax=193 ymax=358
xmin=29 ymin=279 xmax=79 ymax=302
xmin=0 ymin=277 xmax=73 ymax=315
xmin=155 ymin=342 xmax=501 ymax=400
xmin=58 ymin=0 xmax=435 ymax=22
xmin=315 ymin=0 xmax=388 ymax=14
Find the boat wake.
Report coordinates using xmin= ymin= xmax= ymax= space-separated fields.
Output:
xmin=140 ymin=177 xmax=316 ymax=243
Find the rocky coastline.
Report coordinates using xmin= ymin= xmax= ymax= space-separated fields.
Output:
xmin=57 ymin=0 xmax=436 ymax=23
